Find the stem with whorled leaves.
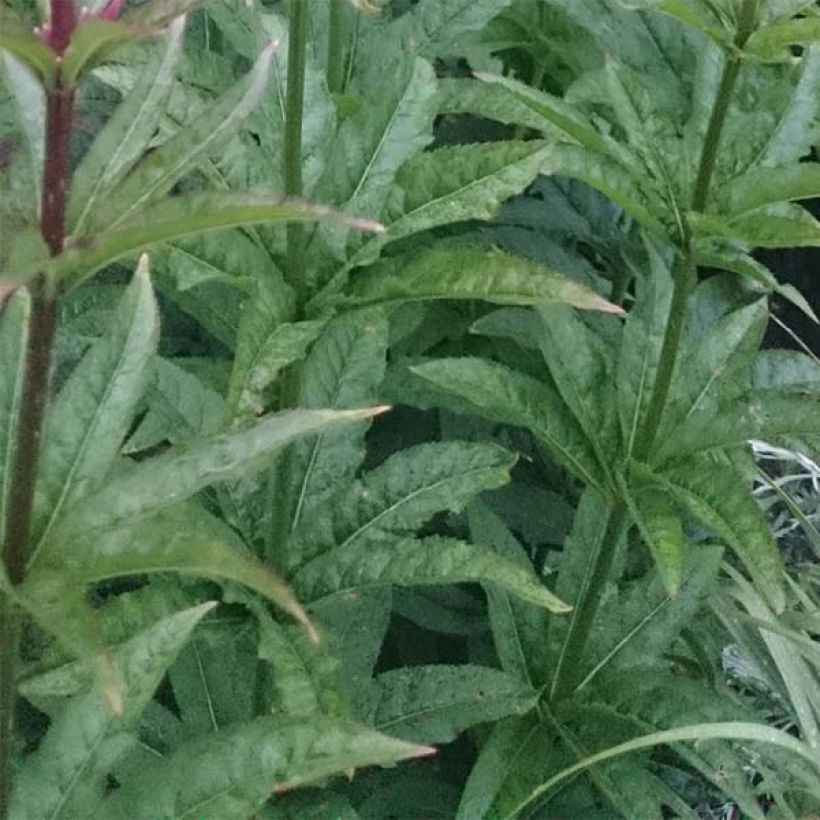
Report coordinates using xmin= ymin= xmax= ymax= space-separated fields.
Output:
xmin=0 ymin=2 xmax=77 ymax=813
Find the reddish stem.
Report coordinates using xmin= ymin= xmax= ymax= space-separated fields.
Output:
xmin=47 ymin=0 xmax=77 ymax=54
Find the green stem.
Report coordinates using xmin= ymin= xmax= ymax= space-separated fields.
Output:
xmin=550 ymin=4 xmax=757 ymax=701
xmin=327 ymin=0 xmax=348 ymax=95
xmin=284 ymin=0 xmax=309 ymax=309
xmin=633 ymin=0 xmax=755 ymax=460
xmin=550 ymin=503 xmax=629 ymax=701
xmin=0 ymin=596 xmax=20 ymax=818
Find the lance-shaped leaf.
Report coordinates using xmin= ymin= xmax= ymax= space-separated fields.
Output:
xmin=100 ymin=716 xmax=433 ymax=820
xmin=92 ymin=42 xmax=276 ymax=231
xmin=690 ymin=204 xmax=820 ymax=248
xmin=715 ymin=162 xmax=820 ymax=217
xmin=282 ymin=441 xmax=516 ymax=573
xmin=405 ymin=0 xmax=516 ymax=58
xmin=1 ymin=52 xmax=46 ymax=218
xmin=617 ymin=242 xmax=673 ymax=459
xmin=61 ymin=18 xmax=135 ymax=86
xmin=313 ymin=52 xmax=437 ymax=259
xmin=267 ymin=311 xmax=389 ymax=551
xmin=122 ymin=0 xmax=208 ymax=28
xmin=658 ymin=392 xmax=820 ymax=463
xmin=68 ymin=17 xmax=186 ymax=234
xmin=32 ymin=256 xmax=158 ymax=555
xmin=412 ymin=357 xmax=603 ymax=490
xmin=362 ymin=665 xmax=536 ymax=744
xmin=340 ymin=246 xmax=622 ymax=314
xmin=538 ymin=303 xmax=620 ymax=467
xmin=620 ymin=468 xmax=685 ymax=596
xmin=228 ymin=293 xmax=327 ymax=419
xmin=57 ymin=193 xmax=383 ymax=289
xmin=317 ymin=140 xmax=555 ymax=298
xmin=11 ymin=604 xmax=215 ymax=820
xmin=642 ymin=459 xmax=785 ymax=612
xmin=0 ymin=289 xmax=30 ymax=537
xmin=36 ymin=502 xmax=317 ymax=639
xmin=293 ymin=534 xmax=570 ymax=612
xmin=436 ymin=78 xmax=551 ymax=131
xmin=48 ymin=405 xmax=387 ymax=539
xmin=745 ymin=17 xmax=820 ymax=61
xmin=0 ymin=7 xmax=56 ymax=85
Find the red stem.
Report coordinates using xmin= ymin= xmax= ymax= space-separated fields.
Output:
xmin=47 ymin=0 xmax=77 ymax=54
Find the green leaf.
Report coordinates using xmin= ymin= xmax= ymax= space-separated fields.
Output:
xmin=268 ymin=311 xmax=389 ymax=548
xmin=312 ymin=53 xmax=437 ymax=260
xmin=36 ymin=502 xmax=317 ymax=638
xmin=293 ymin=534 xmax=570 ymax=612
xmin=715 ymin=162 xmax=820 ymax=217
xmin=228 ymin=296 xmax=327 ymax=419
xmin=659 ymin=392 xmax=820 ymax=462
xmin=468 ymin=502 xmax=548 ymax=687
xmin=538 ymin=304 xmax=620 ymax=468
xmin=68 ymin=17 xmax=186 ymax=235
xmin=11 ymin=603 xmax=215 ymax=820
xmin=506 ymin=722 xmax=820 ymax=819
xmin=283 ymin=441 xmax=516 ymax=573
xmin=61 ymin=18 xmax=135 ymax=86
xmin=457 ymin=715 xmax=554 ymax=820
xmin=49 ymin=405 xmax=386 ymax=539
xmin=690 ymin=204 xmax=820 ymax=248
xmin=0 ymin=288 xmax=29 ymax=539
xmin=405 ymin=0 xmax=515 ymax=57
xmin=617 ymin=242 xmax=673 ymax=459
xmin=122 ymin=0 xmax=208 ymax=28
xmin=58 ymin=194 xmax=383 ymax=289
xmin=436 ymin=77 xmax=551 ymax=131
xmin=319 ymin=140 xmax=555 ymax=296
xmin=93 ymin=42 xmax=276 ymax=231
xmin=621 ymin=470 xmax=685 ymax=596
xmin=124 ymin=357 xmax=225 ymax=453
xmin=745 ymin=17 xmax=820 ymax=61
xmin=475 ymin=72 xmax=623 ymax=159
xmin=644 ymin=458 xmax=785 ymax=612
xmin=100 ymin=716 xmax=432 ymax=820
xmin=1 ymin=52 xmax=46 ymax=218
xmin=411 ymin=357 xmax=603 ymax=489
xmin=362 ymin=664 xmax=536 ymax=744
xmin=0 ymin=7 xmax=56 ymax=85
xmin=32 ymin=256 xmax=159 ymax=555
xmin=338 ymin=246 xmax=623 ymax=315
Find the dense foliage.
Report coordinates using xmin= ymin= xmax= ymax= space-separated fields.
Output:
xmin=1 ymin=0 xmax=819 ymax=817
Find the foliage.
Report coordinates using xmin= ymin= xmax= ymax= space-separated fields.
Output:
xmin=1 ymin=0 xmax=820 ymax=817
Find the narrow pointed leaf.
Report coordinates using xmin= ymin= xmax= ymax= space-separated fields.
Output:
xmin=68 ymin=17 xmax=186 ymax=234
xmin=643 ymin=459 xmax=785 ymax=612
xmin=0 ymin=289 xmax=30 ymax=538
xmin=690 ymin=205 xmax=820 ymax=248
xmin=621 ymin=470 xmax=685 ymax=596
xmin=340 ymin=246 xmax=622 ymax=314
xmin=745 ymin=17 xmax=820 ymax=61
xmin=49 ymin=406 xmax=386 ymax=538
xmin=406 ymin=0 xmax=516 ymax=57
xmin=11 ymin=604 xmax=215 ymax=820
xmin=268 ymin=311 xmax=389 ymax=549
xmin=100 ymin=716 xmax=432 ymax=820
xmin=58 ymin=194 xmax=382 ymax=289
xmin=32 ymin=257 xmax=159 ymax=553
xmin=294 ymin=534 xmax=570 ymax=612
xmin=716 ymin=162 xmax=820 ymax=217
xmin=61 ymin=19 xmax=135 ymax=86
xmin=94 ymin=42 xmax=276 ymax=231
xmin=0 ymin=7 xmax=56 ymax=85
xmin=282 ymin=441 xmax=516 ymax=573
xmin=363 ymin=665 xmax=536 ymax=744
xmin=412 ymin=357 xmax=603 ymax=489
xmin=39 ymin=502 xmax=316 ymax=638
